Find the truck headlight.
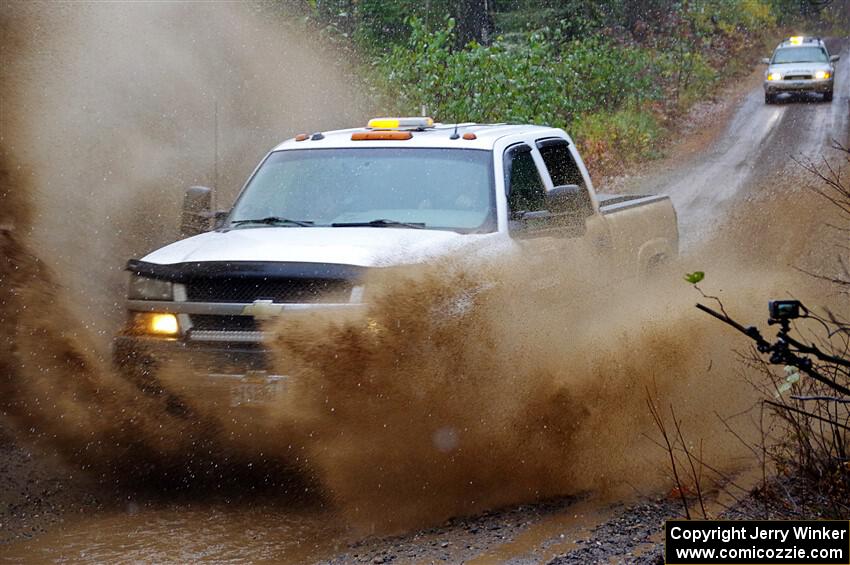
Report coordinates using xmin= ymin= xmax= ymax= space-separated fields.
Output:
xmin=149 ymin=313 xmax=179 ymax=335
xmin=815 ymin=70 xmax=830 ymax=80
xmin=128 ymin=312 xmax=180 ymax=336
xmin=767 ymin=71 xmax=782 ymax=81
xmin=128 ymin=275 xmax=173 ymax=300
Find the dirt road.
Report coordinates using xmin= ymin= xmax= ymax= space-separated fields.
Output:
xmin=617 ymin=37 xmax=850 ymax=250
xmin=1 ymin=28 xmax=847 ymax=565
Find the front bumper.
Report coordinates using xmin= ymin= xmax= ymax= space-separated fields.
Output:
xmin=118 ymin=260 xmax=370 ymax=409
xmin=114 ymin=300 xmax=365 ymax=408
xmin=113 ymin=334 xmax=287 ymax=409
xmin=764 ymin=78 xmax=833 ymax=94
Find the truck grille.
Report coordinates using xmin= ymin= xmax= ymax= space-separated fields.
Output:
xmin=190 ymin=314 xmax=258 ymax=332
xmin=784 ymin=74 xmax=811 ymax=80
xmin=185 ymin=277 xmax=353 ymax=303
xmin=184 ymin=276 xmax=357 ymax=342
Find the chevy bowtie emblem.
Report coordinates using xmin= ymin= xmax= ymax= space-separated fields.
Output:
xmin=242 ymin=299 xmax=284 ymax=320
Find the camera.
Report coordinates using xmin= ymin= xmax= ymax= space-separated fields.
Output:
xmin=769 ymin=300 xmax=802 ymax=320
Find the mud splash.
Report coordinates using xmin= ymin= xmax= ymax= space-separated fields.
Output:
xmin=1 ymin=154 xmax=188 ymax=480
xmin=3 ymin=2 xmax=367 ymax=349
xmin=263 ymin=244 xmax=810 ymax=531
xmin=0 ymin=1 xmax=361 ymax=487
xmin=256 ymin=157 xmax=848 ymax=532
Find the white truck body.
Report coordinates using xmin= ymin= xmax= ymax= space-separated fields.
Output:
xmin=115 ymin=121 xmax=678 ymax=405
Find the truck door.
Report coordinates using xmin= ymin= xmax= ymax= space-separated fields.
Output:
xmin=505 ymin=139 xmax=594 ymax=230
xmin=504 ymin=143 xmax=547 ymax=228
xmin=533 ymin=137 xmax=615 ymax=266
xmin=503 ymin=142 xmax=594 ymax=290
xmin=502 ymin=142 xmax=559 ymax=288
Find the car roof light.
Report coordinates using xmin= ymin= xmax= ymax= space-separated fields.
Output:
xmin=789 ymin=36 xmax=803 ymax=44
xmin=367 ymin=117 xmax=434 ymax=130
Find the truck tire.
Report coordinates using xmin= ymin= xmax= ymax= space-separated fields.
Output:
xmin=764 ymin=92 xmax=775 ymax=104
xmin=824 ymin=90 xmax=833 ymax=102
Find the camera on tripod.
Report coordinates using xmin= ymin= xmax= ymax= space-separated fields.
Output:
xmin=768 ymin=300 xmax=802 ymax=321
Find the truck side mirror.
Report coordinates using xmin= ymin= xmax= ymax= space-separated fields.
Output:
xmin=830 ymin=55 xmax=840 ymax=62
xmin=760 ymin=57 xmax=770 ymax=64
xmin=546 ymin=184 xmax=593 ymax=221
xmin=180 ymin=186 xmax=213 ymax=237
xmin=513 ymin=185 xmax=591 ymax=239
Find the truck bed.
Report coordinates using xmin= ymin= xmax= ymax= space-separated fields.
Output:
xmin=596 ymin=193 xmax=672 ymax=214
xmin=594 ymin=192 xmax=679 ymax=274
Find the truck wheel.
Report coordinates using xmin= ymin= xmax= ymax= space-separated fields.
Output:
xmin=764 ymin=92 xmax=775 ymax=104
xmin=824 ymin=90 xmax=833 ymax=102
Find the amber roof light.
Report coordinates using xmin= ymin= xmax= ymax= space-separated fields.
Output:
xmin=351 ymin=131 xmax=413 ymax=141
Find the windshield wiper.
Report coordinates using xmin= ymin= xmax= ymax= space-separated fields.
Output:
xmin=331 ymin=219 xmax=426 ymax=229
xmin=231 ymin=217 xmax=315 ymax=228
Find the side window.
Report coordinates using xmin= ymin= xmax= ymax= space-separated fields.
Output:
xmin=505 ymin=145 xmax=546 ymax=216
xmin=537 ymin=139 xmax=585 ymax=188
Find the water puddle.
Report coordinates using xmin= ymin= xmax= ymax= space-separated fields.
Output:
xmin=1 ymin=503 xmax=344 ymax=564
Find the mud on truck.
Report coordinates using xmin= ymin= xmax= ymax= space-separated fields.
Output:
xmin=113 ymin=117 xmax=679 ymax=407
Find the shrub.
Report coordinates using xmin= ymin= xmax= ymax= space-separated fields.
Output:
xmin=378 ymin=17 xmax=662 ymax=128
xmin=366 ymin=3 xmax=777 ymax=175
xmin=572 ymin=109 xmax=664 ymax=174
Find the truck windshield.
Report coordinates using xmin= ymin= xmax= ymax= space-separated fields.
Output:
xmin=229 ymin=148 xmax=496 ymax=233
xmin=772 ymin=46 xmax=828 ymax=64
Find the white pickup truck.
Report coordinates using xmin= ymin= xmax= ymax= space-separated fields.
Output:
xmin=114 ymin=118 xmax=678 ymax=406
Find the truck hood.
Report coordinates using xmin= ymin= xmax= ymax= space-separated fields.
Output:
xmin=141 ymin=227 xmax=506 ymax=267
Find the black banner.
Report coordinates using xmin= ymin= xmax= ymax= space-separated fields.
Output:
xmin=665 ymin=520 xmax=850 ymax=564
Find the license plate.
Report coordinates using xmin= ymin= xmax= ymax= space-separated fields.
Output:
xmin=794 ymin=81 xmax=805 ymax=87
xmin=229 ymin=376 xmax=286 ymax=407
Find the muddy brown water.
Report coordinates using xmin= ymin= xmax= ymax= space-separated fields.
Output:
xmin=0 ymin=494 xmax=626 ymax=564
xmin=1 ymin=503 xmax=342 ymax=563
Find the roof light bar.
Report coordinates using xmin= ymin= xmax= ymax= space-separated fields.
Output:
xmin=367 ymin=117 xmax=434 ymax=130
xmin=351 ymin=131 xmax=413 ymax=141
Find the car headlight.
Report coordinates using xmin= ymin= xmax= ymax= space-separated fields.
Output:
xmin=128 ymin=275 xmax=173 ymax=300
xmin=815 ymin=70 xmax=830 ymax=80
xmin=767 ymin=71 xmax=782 ymax=81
